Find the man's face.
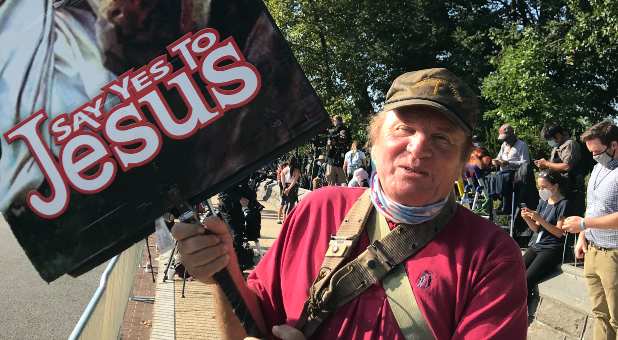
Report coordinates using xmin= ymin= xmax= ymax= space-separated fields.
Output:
xmin=586 ymin=138 xmax=617 ymax=158
xmin=372 ymin=107 xmax=468 ymax=206
xmin=554 ymin=132 xmax=564 ymax=144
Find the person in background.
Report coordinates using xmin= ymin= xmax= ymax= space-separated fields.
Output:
xmin=535 ymin=124 xmax=586 ymax=216
xmin=493 ymin=123 xmax=531 ymax=214
xmin=276 ymin=161 xmax=288 ymax=224
xmin=520 ymin=170 xmax=570 ymax=309
xmin=281 ymin=157 xmax=301 ymax=220
xmin=218 ymin=177 xmax=260 ymax=270
xmin=463 ymin=147 xmax=493 ymax=211
xmin=325 ymin=116 xmax=349 ymax=186
xmin=343 ymin=140 xmax=367 ymax=181
xmin=466 ymin=147 xmax=492 ymax=178
xmin=562 ymin=121 xmax=618 ymax=340
xmin=311 ymin=155 xmax=327 ymax=191
xmin=347 ymin=167 xmax=369 ymax=188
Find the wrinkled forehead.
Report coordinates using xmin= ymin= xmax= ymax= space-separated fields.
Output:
xmin=388 ymin=107 xmax=465 ymax=135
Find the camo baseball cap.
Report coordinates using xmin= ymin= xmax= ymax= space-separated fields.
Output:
xmin=381 ymin=68 xmax=479 ymax=134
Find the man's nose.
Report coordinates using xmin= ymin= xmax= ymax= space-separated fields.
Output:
xmin=406 ymin=133 xmax=432 ymax=158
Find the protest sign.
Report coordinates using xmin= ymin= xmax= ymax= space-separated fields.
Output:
xmin=0 ymin=0 xmax=329 ymax=282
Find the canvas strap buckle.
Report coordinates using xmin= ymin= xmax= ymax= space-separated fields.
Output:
xmin=326 ymin=235 xmax=355 ymax=257
xmin=366 ymin=241 xmax=394 ymax=273
xmin=306 ymin=288 xmax=334 ymax=322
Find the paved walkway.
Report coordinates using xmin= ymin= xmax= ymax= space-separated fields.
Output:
xmin=146 ymin=194 xmax=282 ymax=339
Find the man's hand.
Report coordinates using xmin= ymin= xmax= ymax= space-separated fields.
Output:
xmin=534 ymin=158 xmax=549 ymax=169
xmin=562 ymin=216 xmax=584 ymax=234
xmin=171 ymin=217 xmax=235 ymax=283
xmin=574 ymin=234 xmax=587 ymax=259
xmin=245 ymin=325 xmax=305 ymax=340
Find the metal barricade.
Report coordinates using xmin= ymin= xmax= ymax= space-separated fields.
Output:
xmin=69 ymin=241 xmax=145 ymax=340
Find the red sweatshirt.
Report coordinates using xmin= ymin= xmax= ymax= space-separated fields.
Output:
xmin=247 ymin=186 xmax=527 ymax=339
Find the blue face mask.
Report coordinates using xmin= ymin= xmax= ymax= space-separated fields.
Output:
xmin=547 ymin=139 xmax=559 ymax=148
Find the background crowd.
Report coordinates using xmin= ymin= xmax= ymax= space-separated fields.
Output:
xmin=270 ymin=116 xmax=618 ymax=331
xmin=163 ymin=1 xmax=618 ymax=337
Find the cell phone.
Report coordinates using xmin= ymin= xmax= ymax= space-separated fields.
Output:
xmin=519 ymin=203 xmax=527 ymax=209
xmin=179 ymin=209 xmax=198 ymax=223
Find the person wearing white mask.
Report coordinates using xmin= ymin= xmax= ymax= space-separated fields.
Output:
xmin=520 ymin=170 xmax=570 ymax=310
xmin=561 ymin=121 xmax=618 ymax=340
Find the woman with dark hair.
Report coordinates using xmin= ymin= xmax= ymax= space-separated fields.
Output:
xmin=521 ymin=170 xmax=570 ymax=304
xmin=281 ymin=156 xmax=302 ymax=219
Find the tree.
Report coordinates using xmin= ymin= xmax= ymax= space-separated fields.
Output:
xmin=265 ymin=0 xmax=507 ymax=142
xmin=265 ymin=0 xmax=618 ymax=158
xmin=481 ymin=0 xmax=618 ymax=158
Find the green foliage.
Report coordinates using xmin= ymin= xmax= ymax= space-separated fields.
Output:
xmin=265 ymin=0 xmax=502 ymax=147
xmin=482 ymin=0 xmax=618 ymax=158
xmin=264 ymin=0 xmax=618 ymax=160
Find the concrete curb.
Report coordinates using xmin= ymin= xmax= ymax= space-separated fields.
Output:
xmin=529 ymin=265 xmax=593 ymax=340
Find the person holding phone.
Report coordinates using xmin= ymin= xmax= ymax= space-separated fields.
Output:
xmin=521 ymin=170 xmax=571 ymax=305
xmin=493 ymin=124 xmax=531 ymax=214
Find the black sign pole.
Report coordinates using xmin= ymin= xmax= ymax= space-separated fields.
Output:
xmin=171 ymin=188 xmax=262 ymax=338
xmin=145 ymin=237 xmax=156 ymax=283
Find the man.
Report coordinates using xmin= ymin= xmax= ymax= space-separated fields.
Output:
xmin=172 ymin=68 xmax=527 ymax=339
xmin=562 ymin=121 xmax=618 ymax=340
xmin=535 ymin=124 xmax=585 ymax=215
xmin=311 ymin=155 xmax=327 ymax=191
xmin=325 ymin=116 xmax=349 ymax=186
xmin=343 ymin=140 xmax=367 ymax=181
xmin=218 ymin=177 xmax=261 ymax=270
xmin=492 ymin=124 xmax=531 ymax=214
